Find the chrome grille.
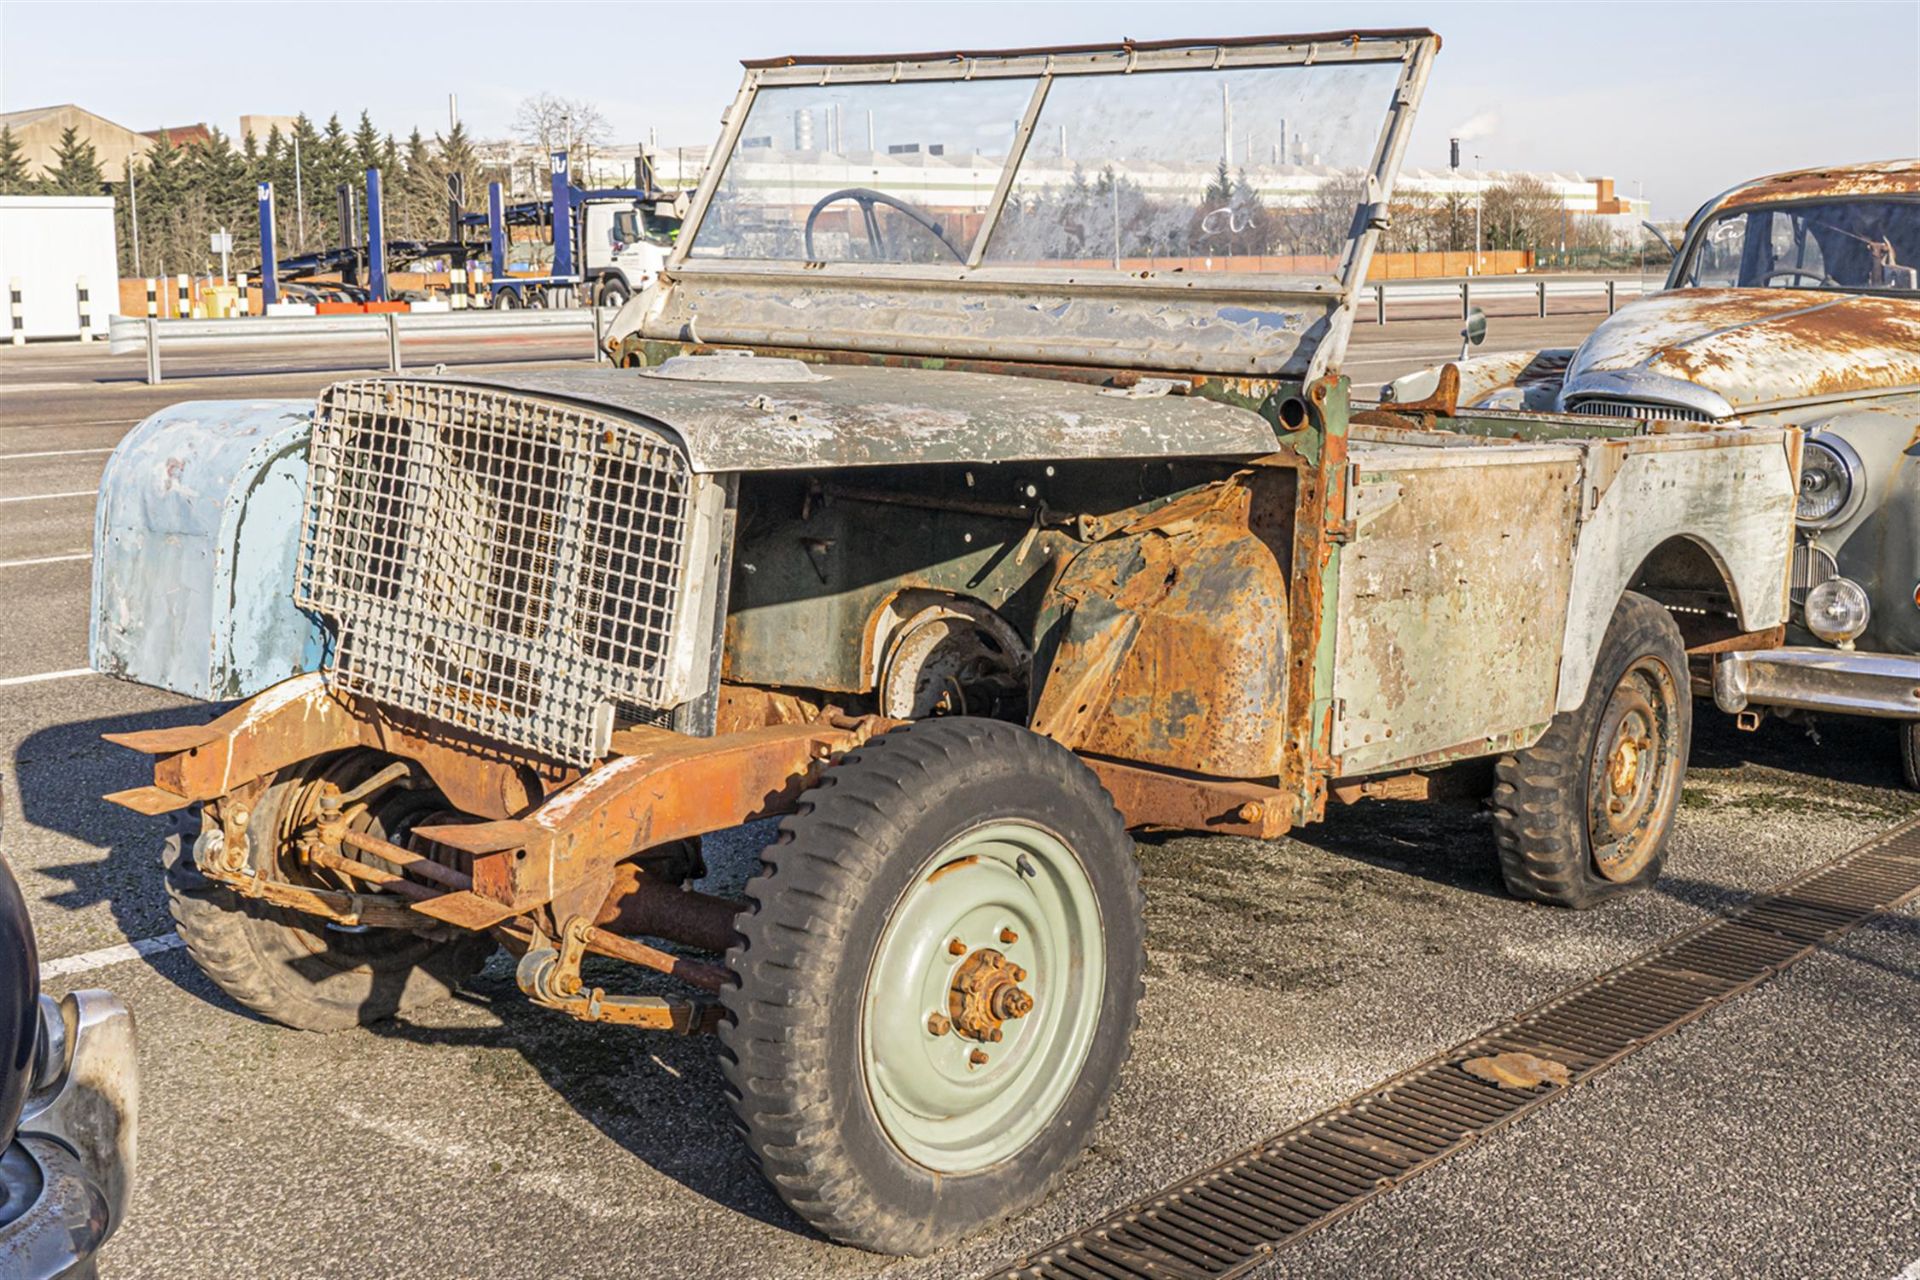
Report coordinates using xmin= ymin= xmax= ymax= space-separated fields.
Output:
xmin=1565 ymin=397 xmax=1711 ymax=423
xmin=299 ymin=379 xmax=696 ymax=765
xmin=1791 ymin=542 xmax=1838 ymax=606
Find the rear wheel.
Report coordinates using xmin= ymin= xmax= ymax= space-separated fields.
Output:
xmin=1899 ymin=723 xmax=1920 ymax=791
xmin=1492 ymin=592 xmax=1690 ymax=908
xmin=494 ymin=288 xmax=521 ymax=310
xmin=165 ymin=752 xmax=494 ymax=1031
xmin=721 ymin=718 xmax=1144 ymax=1255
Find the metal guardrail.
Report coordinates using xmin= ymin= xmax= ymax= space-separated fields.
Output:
xmin=108 ymin=308 xmax=615 ymax=384
xmin=1367 ymin=275 xmax=1650 ymax=324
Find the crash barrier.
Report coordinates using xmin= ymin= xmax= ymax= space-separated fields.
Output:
xmin=1370 ymin=275 xmax=1648 ymax=324
xmin=108 ymin=306 xmax=618 ymax=385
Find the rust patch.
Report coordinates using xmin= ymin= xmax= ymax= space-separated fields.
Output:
xmin=1717 ymin=160 xmax=1920 ymax=210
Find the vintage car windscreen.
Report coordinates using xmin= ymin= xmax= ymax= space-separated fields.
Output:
xmin=688 ymin=78 xmax=1039 ymax=263
xmin=1679 ymin=198 xmax=1920 ymax=293
xmin=984 ymin=61 xmax=1402 ymax=269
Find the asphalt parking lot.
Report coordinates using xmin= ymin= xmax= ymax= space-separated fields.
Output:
xmin=5 ymin=318 xmax=1917 ymax=1280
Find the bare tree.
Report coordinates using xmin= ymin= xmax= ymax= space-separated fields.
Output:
xmin=514 ymin=93 xmax=609 ymax=184
xmin=1481 ymin=174 xmax=1564 ymax=253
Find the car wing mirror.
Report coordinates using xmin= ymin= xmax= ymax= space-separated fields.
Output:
xmin=1459 ymin=307 xmax=1488 ymax=362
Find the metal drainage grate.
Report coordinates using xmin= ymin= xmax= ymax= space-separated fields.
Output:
xmin=985 ymin=818 xmax=1920 ymax=1280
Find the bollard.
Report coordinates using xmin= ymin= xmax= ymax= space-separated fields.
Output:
xmin=76 ymin=277 xmax=91 ymax=342
xmin=8 ymin=277 xmax=22 ymax=345
xmin=144 ymin=317 xmax=161 ymax=385
xmin=387 ymin=311 xmax=402 ymax=372
xmin=1375 ymin=282 xmax=1386 ymax=325
xmin=176 ymin=274 xmax=190 ymax=320
xmin=1460 ymin=280 xmax=1470 ymax=321
xmin=236 ymin=273 xmax=249 ymax=317
xmin=1607 ymin=280 xmax=1617 ymax=315
xmin=145 ymin=278 xmax=158 ymax=318
xmin=1537 ymin=279 xmax=1547 ymax=318
xmin=450 ymin=267 xmax=467 ymax=310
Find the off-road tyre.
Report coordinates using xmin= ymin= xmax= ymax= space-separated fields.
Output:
xmin=1492 ymin=591 xmax=1690 ymax=908
xmin=164 ymin=756 xmax=495 ymax=1031
xmin=720 ymin=718 xmax=1145 ymax=1255
xmin=1899 ymin=723 xmax=1920 ymax=791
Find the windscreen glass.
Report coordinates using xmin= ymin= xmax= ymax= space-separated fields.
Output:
xmin=688 ymin=78 xmax=1038 ymax=263
xmin=984 ymin=62 xmax=1401 ymax=272
xmin=1678 ymin=199 xmax=1920 ymax=292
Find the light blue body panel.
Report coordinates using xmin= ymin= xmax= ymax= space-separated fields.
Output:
xmin=89 ymin=400 xmax=327 ymax=700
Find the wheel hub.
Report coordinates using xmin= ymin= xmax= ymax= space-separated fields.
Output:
xmin=1587 ymin=658 xmax=1679 ymax=883
xmin=860 ymin=821 xmax=1105 ymax=1172
xmin=947 ymin=946 xmax=1034 ymax=1043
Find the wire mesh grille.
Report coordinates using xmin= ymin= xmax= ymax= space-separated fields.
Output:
xmin=299 ymin=379 xmax=694 ymax=765
xmin=1565 ymin=396 xmax=1711 ymax=423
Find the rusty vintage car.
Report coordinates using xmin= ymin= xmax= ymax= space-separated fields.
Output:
xmin=1388 ymin=159 xmax=1920 ymax=779
xmin=88 ymin=32 xmax=1801 ymax=1253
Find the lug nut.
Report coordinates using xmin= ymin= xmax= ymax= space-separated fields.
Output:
xmin=1011 ymin=966 xmax=1027 ymax=982
xmin=999 ymin=927 xmax=1019 ymax=944
xmin=948 ymin=938 xmax=967 ymax=956
xmin=969 ymin=1048 xmax=989 ymax=1067
xmin=926 ymin=1013 xmax=951 ymax=1036
xmin=989 ymin=1028 xmax=1003 ymax=1042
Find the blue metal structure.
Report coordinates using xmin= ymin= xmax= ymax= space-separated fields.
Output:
xmin=549 ymin=150 xmax=574 ymax=282
xmin=257 ymin=182 xmax=279 ymax=307
xmin=365 ymin=168 xmax=388 ymax=303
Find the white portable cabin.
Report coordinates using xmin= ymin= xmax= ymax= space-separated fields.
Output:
xmin=0 ymin=194 xmax=119 ymax=340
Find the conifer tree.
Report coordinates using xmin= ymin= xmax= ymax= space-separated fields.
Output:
xmin=43 ymin=125 xmax=106 ymax=194
xmin=0 ymin=127 xmax=30 ymax=194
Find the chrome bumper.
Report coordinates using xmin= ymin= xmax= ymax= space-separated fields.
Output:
xmin=1714 ymin=646 xmax=1920 ymax=719
xmin=0 ymin=991 xmax=139 ymax=1280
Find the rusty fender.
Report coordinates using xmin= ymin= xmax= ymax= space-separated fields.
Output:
xmin=1031 ymin=472 xmax=1291 ymax=781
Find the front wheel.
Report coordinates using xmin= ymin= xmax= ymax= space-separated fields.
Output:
xmin=1899 ymin=723 xmax=1920 ymax=791
xmin=721 ymin=718 xmax=1144 ymax=1255
xmin=165 ymin=752 xmax=495 ymax=1031
xmin=1492 ymin=591 xmax=1690 ymax=908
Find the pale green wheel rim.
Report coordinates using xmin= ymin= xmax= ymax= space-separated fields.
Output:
xmin=860 ymin=820 xmax=1106 ymax=1173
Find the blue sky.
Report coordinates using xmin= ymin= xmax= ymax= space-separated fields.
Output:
xmin=3 ymin=0 xmax=1916 ymax=215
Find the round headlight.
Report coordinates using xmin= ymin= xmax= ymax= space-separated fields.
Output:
xmin=1798 ymin=436 xmax=1863 ymax=528
xmin=1805 ymin=576 xmax=1871 ymax=646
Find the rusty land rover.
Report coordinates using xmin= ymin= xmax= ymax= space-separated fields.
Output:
xmin=90 ymin=32 xmax=1803 ymax=1253
xmin=1387 ymin=160 xmax=1920 ymax=781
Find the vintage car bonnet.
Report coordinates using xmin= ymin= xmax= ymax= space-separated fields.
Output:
xmin=614 ymin=30 xmax=1440 ymax=384
xmin=1560 ymin=288 xmax=1920 ymax=417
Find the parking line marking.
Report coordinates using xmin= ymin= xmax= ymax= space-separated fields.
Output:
xmin=0 ymin=446 xmax=115 ymax=460
xmin=40 ymin=932 xmax=186 ymax=980
xmin=0 ymin=488 xmax=97 ymax=505
xmin=0 ymin=668 xmax=94 ymax=687
xmin=0 ymin=553 xmax=89 ymax=569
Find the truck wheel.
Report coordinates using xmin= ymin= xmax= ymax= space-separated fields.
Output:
xmin=164 ymin=753 xmax=495 ymax=1031
xmin=721 ymin=718 xmax=1144 ymax=1255
xmin=1492 ymin=591 xmax=1690 ymax=908
xmin=495 ymin=288 xmax=521 ymax=310
xmin=1900 ymin=723 xmax=1920 ymax=791
xmin=597 ymin=278 xmax=629 ymax=308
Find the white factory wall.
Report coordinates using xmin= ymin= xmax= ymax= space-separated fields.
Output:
xmin=0 ymin=195 xmax=120 ymax=340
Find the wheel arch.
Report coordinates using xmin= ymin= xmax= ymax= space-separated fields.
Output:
xmin=1553 ymin=439 xmax=1796 ymax=713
